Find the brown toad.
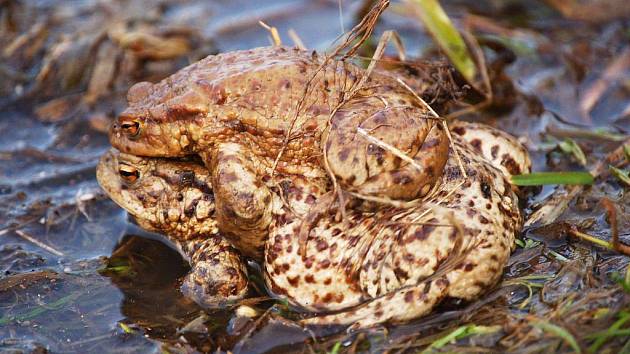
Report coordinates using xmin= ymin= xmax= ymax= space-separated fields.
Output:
xmin=97 ymin=120 xmax=531 ymax=329
xmin=108 ymin=46 xmax=449 ymax=257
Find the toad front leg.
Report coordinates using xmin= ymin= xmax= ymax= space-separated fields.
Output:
xmin=177 ymin=234 xmax=249 ymax=307
xmin=203 ymin=143 xmax=273 ymax=259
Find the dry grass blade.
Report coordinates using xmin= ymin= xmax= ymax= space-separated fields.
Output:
xmin=259 ymin=21 xmax=282 ymax=46
xmin=410 ymin=180 xmax=465 ymax=224
xmin=395 ymin=77 xmax=468 ymax=179
xmin=287 ymin=28 xmax=306 ymax=50
xmin=357 ymin=126 xmax=427 ymax=173
xmin=330 ymin=0 xmax=390 ymax=59
xmin=14 ymin=229 xmax=64 ymax=256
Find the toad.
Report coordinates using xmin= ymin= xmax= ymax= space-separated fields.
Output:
xmin=108 ymin=46 xmax=449 ymax=257
xmin=97 ymin=120 xmax=530 ymax=329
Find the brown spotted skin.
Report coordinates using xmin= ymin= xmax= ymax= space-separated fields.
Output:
xmin=99 ymin=121 xmax=530 ymax=328
xmin=267 ymin=121 xmax=530 ymax=328
xmin=96 ymin=150 xmax=248 ymax=306
xmin=109 ymin=46 xmax=449 ymax=246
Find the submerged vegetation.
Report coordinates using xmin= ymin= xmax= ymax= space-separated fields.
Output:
xmin=0 ymin=0 xmax=629 ymax=352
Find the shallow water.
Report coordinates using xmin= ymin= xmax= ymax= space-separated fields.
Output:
xmin=1 ymin=0 xmax=629 ymax=352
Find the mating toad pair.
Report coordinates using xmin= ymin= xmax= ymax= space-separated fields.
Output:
xmin=97 ymin=46 xmax=530 ymax=329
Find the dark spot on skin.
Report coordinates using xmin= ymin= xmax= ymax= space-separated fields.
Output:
xmin=479 ymin=215 xmax=490 ymax=224
xmin=331 ymin=228 xmax=342 ymax=236
xmin=481 ymin=182 xmax=491 ymax=199
xmin=491 ymin=145 xmax=499 ymax=159
xmin=464 ymin=263 xmax=474 ymax=272
xmin=392 ymin=172 xmax=413 ymax=185
xmin=392 ymin=156 xmax=402 ymax=168
xmin=374 ymin=310 xmax=384 ymax=317
xmin=316 ymin=240 xmax=328 ymax=251
xmin=184 ymin=199 xmax=199 ymax=217
xmin=287 ymin=276 xmax=299 ymax=287
xmin=413 ymin=225 xmax=436 ymax=241
xmin=270 ymin=282 xmax=288 ymax=295
xmin=280 ymin=79 xmax=291 ymax=90
xmin=404 ymin=291 xmax=414 ymax=303
xmin=372 ymin=112 xmax=387 ymax=124
xmin=501 ymin=154 xmax=521 ymax=175
xmin=491 ymin=254 xmax=499 ymax=261
xmin=221 ymin=172 xmax=239 ymax=184
xmin=322 ymin=293 xmax=334 ymax=303
xmin=473 ymin=281 xmax=486 ymax=289
xmin=435 ymin=278 xmax=449 ymax=288
xmin=319 ymin=259 xmax=331 ymax=269
xmin=451 ymin=126 xmax=465 ymax=135
xmin=305 ymin=256 xmax=314 ymax=269
xmin=467 ymin=209 xmax=476 ymax=217
xmin=346 ymin=175 xmax=356 ymax=185
xmin=305 ymin=194 xmax=316 ymax=204
xmin=470 ymin=139 xmax=482 ymax=152
xmin=486 ymin=203 xmax=492 ymax=210
xmin=323 ymin=278 xmax=332 ymax=285
xmin=366 ymin=144 xmax=382 ymax=155
xmin=468 ymin=200 xmax=474 ymax=207
xmin=394 ymin=267 xmax=409 ymax=280
xmin=417 ymin=258 xmax=429 ymax=266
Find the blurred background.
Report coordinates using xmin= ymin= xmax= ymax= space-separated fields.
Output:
xmin=0 ymin=0 xmax=629 ymax=352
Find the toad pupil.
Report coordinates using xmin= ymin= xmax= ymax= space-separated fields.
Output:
xmin=121 ymin=121 xmax=140 ymax=137
xmin=119 ymin=166 xmax=140 ymax=182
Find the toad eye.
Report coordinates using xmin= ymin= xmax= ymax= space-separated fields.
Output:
xmin=120 ymin=120 xmax=140 ymax=138
xmin=119 ymin=164 xmax=140 ymax=183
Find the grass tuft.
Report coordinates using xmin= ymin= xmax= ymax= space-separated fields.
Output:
xmin=511 ymin=172 xmax=594 ymax=186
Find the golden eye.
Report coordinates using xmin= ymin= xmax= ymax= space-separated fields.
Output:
xmin=119 ymin=164 xmax=140 ymax=183
xmin=120 ymin=120 xmax=140 ymax=137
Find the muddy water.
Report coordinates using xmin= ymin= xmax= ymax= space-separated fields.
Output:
xmin=1 ymin=0 xmax=629 ymax=353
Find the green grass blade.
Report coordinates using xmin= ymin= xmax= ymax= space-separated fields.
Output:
xmin=533 ymin=321 xmax=582 ymax=353
xmin=609 ymin=165 xmax=630 ymax=186
xmin=511 ymin=172 xmax=594 ymax=186
xmin=407 ymin=0 xmax=477 ymax=83
xmin=559 ymin=138 xmax=587 ymax=166
xmin=421 ymin=324 xmax=500 ymax=353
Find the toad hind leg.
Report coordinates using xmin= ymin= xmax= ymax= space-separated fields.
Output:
xmin=326 ymin=102 xmax=449 ymax=201
xmin=300 ymin=276 xmax=450 ymax=329
xmin=203 ymin=143 xmax=273 ymax=259
xmin=178 ymin=235 xmax=248 ymax=307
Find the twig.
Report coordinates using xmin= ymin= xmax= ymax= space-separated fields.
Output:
xmin=602 ymin=198 xmax=630 ymax=255
xmin=14 ymin=229 xmax=64 ymax=256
